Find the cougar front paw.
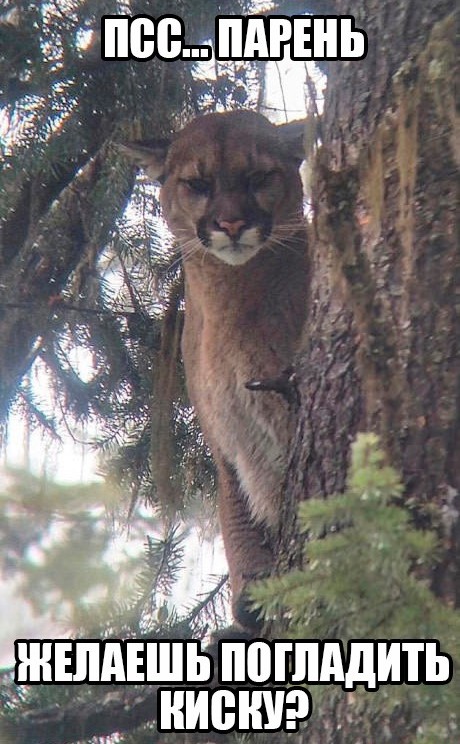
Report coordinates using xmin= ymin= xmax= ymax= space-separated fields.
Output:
xmin=232 ymin=585 xmax=264 ymax=633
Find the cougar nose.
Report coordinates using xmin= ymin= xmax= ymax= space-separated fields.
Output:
xmin=215 ymin=218 xmax=247 ymax=239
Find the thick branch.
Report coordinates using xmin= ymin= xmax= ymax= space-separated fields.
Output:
xmin=0 ymin=659 xmax=235 ymax=744
xmin=0 ymin=685 xmax=160 ymax=744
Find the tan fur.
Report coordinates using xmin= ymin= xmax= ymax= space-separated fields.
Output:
xmin=123 ymin=111 xmax=309 ymax=626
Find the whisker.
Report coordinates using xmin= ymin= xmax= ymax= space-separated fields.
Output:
xmin=266 ymin=234 xmax=306 ymax=256
xmin=164 ymin=220 xmax=306 ymax=270
xmin=271 ymin=222 xmax=306 ymax=233
xmin=179 ymin=239 xmax=204 ymax=261
xmin=166 ymin=236 xmax=204 ymax=270
xmin=167 ymin=254 xmax=183 ymax=272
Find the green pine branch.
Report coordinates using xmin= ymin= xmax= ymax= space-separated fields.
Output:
xmin=251 ymin=433 xmax=460 ymax=742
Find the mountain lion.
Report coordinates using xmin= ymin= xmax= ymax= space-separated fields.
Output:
xmin=123 ymin=110 xmax=309 ymax=627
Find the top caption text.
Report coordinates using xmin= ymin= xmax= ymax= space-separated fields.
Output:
xmin=101 ymin=15 xmax=368 ymax=62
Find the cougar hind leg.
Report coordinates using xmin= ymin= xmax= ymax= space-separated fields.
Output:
xmin=216 ymin=454 xmax=275 ymax=631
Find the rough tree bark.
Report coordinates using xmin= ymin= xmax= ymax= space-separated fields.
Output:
xmin=281 ymin=0 xmax=458 ymax=740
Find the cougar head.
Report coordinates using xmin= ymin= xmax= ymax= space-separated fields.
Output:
xmin=122 ymin=110 xmax=305 ymax=266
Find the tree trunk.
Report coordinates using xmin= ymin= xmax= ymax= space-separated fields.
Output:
xmin=283 ymin=1 xmax=458 ymax=740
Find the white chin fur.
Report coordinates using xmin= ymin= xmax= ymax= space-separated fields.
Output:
xmin=208 ymin=227 xmax=263 ymax=266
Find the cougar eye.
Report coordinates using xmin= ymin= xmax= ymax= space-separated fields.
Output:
xmin=248 ymin=170 xmax=276 ymax=191
xmin=183 ymin=178 xmax=211 ymax=196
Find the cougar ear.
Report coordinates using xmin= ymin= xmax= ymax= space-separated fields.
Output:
xmin=118 ymin=139 xmax=171 ymax=182
xmin=276 ymin=118 xmax=319 ymax=165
